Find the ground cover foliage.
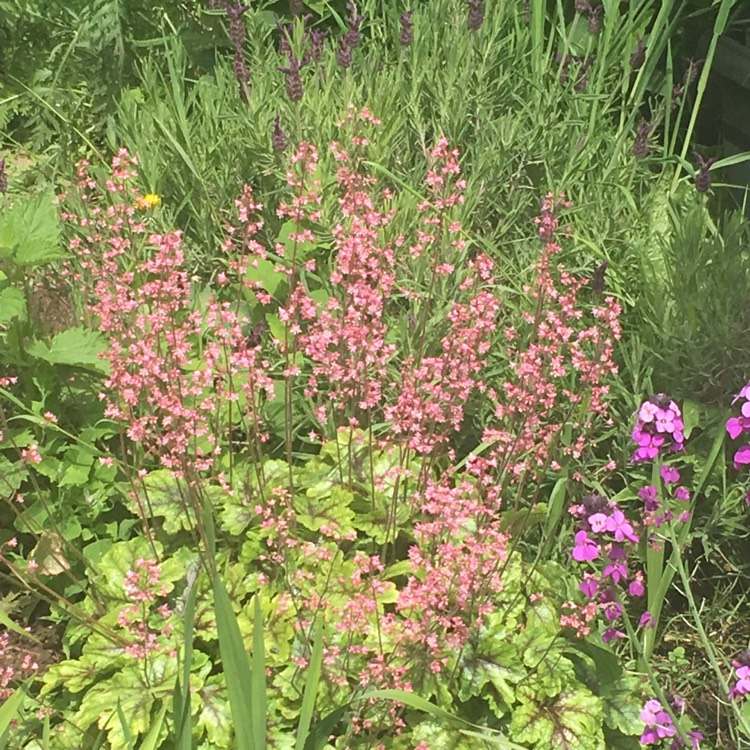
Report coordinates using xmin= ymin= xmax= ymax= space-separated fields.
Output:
xmin=1 ymin=0 xmax=750 ymax=748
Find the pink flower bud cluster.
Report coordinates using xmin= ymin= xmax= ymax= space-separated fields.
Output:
xmin=118 ymin=558 xmax=175 ymax=660
xmin=0 ymin=626 xmax=40 ymax=700
xmin=632 ymin=394 xmax=685 ymax=462
xmin=62 ymin=152 xmax=275 ymax=476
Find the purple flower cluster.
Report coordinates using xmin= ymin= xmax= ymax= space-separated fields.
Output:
xmin=726 ymin=381 xmax=750 ymax=468
xmin=640 ymin=695 xmax=702 ymax=748
xmin=570 ymin=494 xmax=647 ymax=643
xmin=632 ymin=394 xmax=685 ymax=462
xmin=729 ymin=650 xmax=750 ymax=700
xmin=639 ymin=466 xmax=691 ymax=529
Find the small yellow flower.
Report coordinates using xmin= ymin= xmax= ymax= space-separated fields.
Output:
xmin=135 ymin=193 xmax=161 ymax=210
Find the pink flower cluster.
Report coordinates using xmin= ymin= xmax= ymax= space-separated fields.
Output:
xmin=632 ymin=394 xmax=685 ymax=462
xmin=118 ymin=558 xmax=175 ymax=659
xmin=0 ymin=626 xmax=39 ymax=700
xmin=727 ymin=381 xmax=750 ymax=470
xmin=483 ymin=193 xmax=621 ymax=481
xmin=62 ymin=152 xmax=275 ymax=476
xmin=282 ymin=109 xmax=498 ymax=455
xmin=640 ymin=695 xmax=702 ymax=748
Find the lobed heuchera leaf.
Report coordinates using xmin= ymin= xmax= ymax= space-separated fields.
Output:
xmin=600 ymin=675 xmax=645 ymax=737
xmin=509 ymin=688 xmax=605 ymax=750
xmin=196 ymin=676 xmax=233 ymax=748
xmin=72 ymin=656 xmax=177 ymax=750
xmin=410 ymin=721 xmax=485 ymax=750
xmin=295 ymin=484 xmax=356 ymax=536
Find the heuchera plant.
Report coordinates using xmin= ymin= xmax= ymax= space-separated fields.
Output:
xmin=3 ymin=107 xmax=637 ymax=749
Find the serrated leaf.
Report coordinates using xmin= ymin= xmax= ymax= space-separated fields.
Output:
xmin=0 ymin=191 xmax=63 ymax=267
xmin=0 ymin=286 xmax=26 ymax=323
xmin=26 ymin=327 xmax=108 ymax=371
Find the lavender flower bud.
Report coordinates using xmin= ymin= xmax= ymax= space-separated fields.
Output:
xmin=232 ymin=53 xmax=251 ymax=103
xmin=272 ymin=116 xmax=288 ymax=152
xmin=633 ymin=120 xmax=652 ymax=159
xmin=337 ymin=37 xmax=352 ymax=68
xmin=399 ymin=11 xmax=413 ymax=47
xmin=467 ymin=0 xmax=484 ymax=31
xmin=574 ymin=0 xmax=590 ymax=12
xmin=345 ymin=1 xmax=363 ymax=47
xmin=308 ymin=28 xmax=328 ymax=62
xmin=686 ymin=58 xmax=703 ymax=86
xmin=588 ymin=4 xmax=602 ymax=33
xmin=279 ymin=57 xmax=303 ymax=102
xmin=630 ymin=37 xmax=646 ymax=70
xmin=0 ymin=159 xmax=6 ymax=195
xmin=694 ymin=153 xmax=717 ymax=194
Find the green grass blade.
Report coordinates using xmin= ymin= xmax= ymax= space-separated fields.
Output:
xmin=175 ymin=569 xmax=199 ymax=750
xmin=213 ymin=575 xmax=257 ymax=750
xmin=140 ymin=701 xmax=168 ymax=750
xmin=116 ymin=699 xmax=136 ymax=749
xmin=295 ymin=621 xmax=324 ymax=750
xmin=304 ymin=705 xmax=348 ymax=750
xmin=251 ymin=594 xmax=267 ymax=750
xmin=0 ymin=687 xmax=24 ymax=739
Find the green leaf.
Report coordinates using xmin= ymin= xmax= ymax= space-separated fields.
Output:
xmin=26 ymin=328 xmax=108 ymax=371
xmin=132 ymin=470 xmax=196 ymax=534
xmin=0 ymin=286 xmax=26 ymax=323
xmin=0 ymin=190 xmax=63 ymax=267
xmin=276 ymin=220 xmax=317 ymax=262
xmin=510 ymin=688 xmax=605 ymax=750
xmin=295 ymin=484 xmax=356 ymax=537
xmin=0 ymin=687 xmax=24 ymax=737
xmin=600 ymin=676 xmax=643 ymax=737
xmin=251 ymin=594 xmax=267 ymax=750
xmin=140 ymin=701 xmax=168 ymax=750
xmin=175 ymin=565 xmax=198 ymax=750
xmin=213 ymin=574 xmax=257 ymax=750
xmin=244 ymin=258 xmax=286 ymax=300
xmin=197 ymin=677 xmax=233 ymax=748
xmin=296 ymin=620 xmax=323 ymax=750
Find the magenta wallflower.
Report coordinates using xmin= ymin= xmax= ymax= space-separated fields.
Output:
xmin=633 ymin=394 xmax=685 ymax=462
xmin=729 ymin=650 xmax=750 ymax=700
xmin=572 ymin=530 xmax=600 ymax=561
xmin=640 ymin=696 xmax=702 ymax=748
xmin=727 ymin=381 xmax=750 ymax=468
xmin=660 ymin=465 xmax=680 ymax=484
